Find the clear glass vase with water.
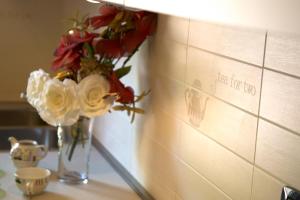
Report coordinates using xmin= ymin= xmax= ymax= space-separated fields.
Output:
xmin=57 ymin=117 xmax=92 ymax=184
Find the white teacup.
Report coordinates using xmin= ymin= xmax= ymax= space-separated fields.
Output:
xmin=14 ymin=167 xmax=51 ymax=196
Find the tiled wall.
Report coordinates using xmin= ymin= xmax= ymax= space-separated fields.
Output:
xmin=93 ymin=14 xmax=300 ymax=200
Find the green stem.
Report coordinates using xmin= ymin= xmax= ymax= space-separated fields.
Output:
xmin=68 ymin=122 xmax=81 ymax=161
xmin=121 ymin=42 xmax=143 ymax=68
xmin=83 ymin=42 xmax=94 ymax=58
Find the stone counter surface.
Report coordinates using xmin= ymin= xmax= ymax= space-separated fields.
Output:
xmin=0 ymin=148 xmax=140 ymax=200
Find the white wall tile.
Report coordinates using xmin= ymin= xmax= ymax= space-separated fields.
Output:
xmin=140 ymin=110 xmax=181 ymax=155
xmin=93 ymin=13 xmax=300 ymax=200
xmin=135 ymin=135 xmax=178 ymax=191
xmin=256 ymin=119 xmax=300 ymax=189
xmin=135 ymin=136 xmax=176 ymax=200
xmin=265 ymin=32 xmax=300 ymax=77
xmin=184 ymin=86 xmax=257 ymax=162
xmin=189 ymin=20 xmax=266 ymax=66
xmin=124 ymin=39 xmax=150 ymax=94
xmin=134 ymin=136 xmax=157 ymax=183
xmin=186 ymin=47 xmax=262 ymax=114
xmin=150 ymin=38 xmax=187 ymax=82
xmin=146 ymin=177 xmax=176 ymax=200
xmin=134 ymin=131 xmax=167 ymax=186
xmin=251 ymin=167 xmax=284 ymax=200
xmin=175 ymin=161 xmax=232 ymax=200
xmin=93 ymin=113 xmax=133 ymax=170
xmin=260 ymin=70 xmax=300 ymax=133
xmin=175 ymin=194 xmax=183 ymax=200
xmin=151 ymin=76 xmax=186 ymax=120
xmin=179 ymin=123 xmax=253 ymax=200
xmin=155 ymin=144 xmax=178 ymax=191
xmin=156 ymin=15 xmax=189 ymax=44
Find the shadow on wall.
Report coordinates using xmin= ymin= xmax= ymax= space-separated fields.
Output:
xmin=134 ymin=54 xmax=179 ymax=198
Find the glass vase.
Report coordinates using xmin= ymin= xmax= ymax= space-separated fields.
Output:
xmin=57 ymin=117 xmax=92 ymax=184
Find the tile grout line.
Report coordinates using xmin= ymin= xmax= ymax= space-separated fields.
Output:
xmin=188 ymin=44 xmax=263 ymax=69
xmin=177 ymin=157 xmax=234 ymax=200
xmin=189 ymin=44 xmax=300 ymax=81
xmin=155 ymin=22 xmax=300 ymax=82
xmin=156 ymin=71 xmax=300 ymax=138
xmin=264 ymin=66 xmax=300 ymax=80
xmin=156 ymin=71 xmax=300 ymax=168
xmin=157 ymin=99 xmax=256 ymax=166
xmin=183 ymin=17 xmax=191 ymax=86
xmin=178 ymin=116 xmax=255 ymax=165
xmin=250 ymin=31 xmax=268 ymax=200
xmin=143 ymin=130 xmax=234 ymax=200
xmin=259 ymin=116 xmax=300 ymax=137
xmin=254 ymin=164 xmax=288 ymax=187
xmin=157 ymin=70 xmax=259 ymax=117
xmin=177 ymin=17 xmax=189 ymax=198
xmin=185 ymin=81 xmax=259 ymax=117
xmin=160 ymin=107 xmax=252 ymax=166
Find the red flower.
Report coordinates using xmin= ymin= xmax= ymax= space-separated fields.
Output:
xmin=95 ymin=39 xmax=123 ymax=58
xmin=52 ymin=30 xmax=98 ymax=71
xmin=120 ymin=12 xmax=156 ymax=55
xmin=108 ymin=72 xmax=134 ymax=104
xmin=86 ymin=5 xmax=120 ymax=29
xmin=121 ymin=30 xmax=146 ymax=55
xmin=93 ymin=11 xmax=157 ymax=58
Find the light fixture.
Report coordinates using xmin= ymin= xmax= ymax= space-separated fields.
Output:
xmin=86 ymin=0 xmax=100 ymax=3
xmin=68 ymin=30 xmax=74 ymax=35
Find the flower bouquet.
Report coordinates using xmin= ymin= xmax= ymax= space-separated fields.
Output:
xmin=24 ymin=4 xmax=156 ymax=183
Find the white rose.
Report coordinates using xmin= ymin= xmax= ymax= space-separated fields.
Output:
xmin=26 ymin=69 xmax=50 ymax=107
xmin=37 ymin=78 xmax=80 ymax=126
xmin=78 ymin=74 xmax=112 ymax=118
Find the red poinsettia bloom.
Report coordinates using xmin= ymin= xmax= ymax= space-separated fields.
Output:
xmin=95 ymin=39 xmax=124 ymax=58
xmin=121 ymin=12 xmax=156 ymax=54
xmin=86 ymin=5 xmax=120 ymax=29
xmin=52 ymin=30 xmax=98 ymax=71
xmin=108 ymin=72 xmax=134 ymax=104
xmin=93 ymin=11 xmax=156 ymax=58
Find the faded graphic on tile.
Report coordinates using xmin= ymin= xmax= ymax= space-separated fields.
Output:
xmin=183 ymin=82 xmax=257 ymax=162
xmin=216 ymin=72 xmax=257 ymax=96
xmin=186 ymin=47 xmax=262 ymax=114
xmin=185 ymin=80 xmax=209 ymax=127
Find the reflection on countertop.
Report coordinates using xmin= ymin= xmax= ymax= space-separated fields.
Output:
xmin=0 ymin=148 xmax=140 ymax=200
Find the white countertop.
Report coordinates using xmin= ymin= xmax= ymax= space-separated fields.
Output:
xmin=0 ymin=148 xmax=140 ymax=200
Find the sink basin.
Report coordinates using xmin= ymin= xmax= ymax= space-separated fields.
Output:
xmin=0 ymin=102 xmax=58 ymax=150
xmin=0 ymin=110 xmax=46 ymax=127
xmin=0 ymin=127 xmax=57 ymax=150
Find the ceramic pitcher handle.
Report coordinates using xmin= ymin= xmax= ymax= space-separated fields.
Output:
xmin=185 ymin=89 xmax=191 ymax=107
xmin=36 ymin=145 xmax=48 ymax=160
xmin=25 ymin=181 xmax=34 ymax=196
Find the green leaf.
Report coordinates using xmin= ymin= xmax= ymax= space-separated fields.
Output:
xmin=132 ymin=107 xmax=145 ymax=114
xmin=112 ymin=105 xmax=127 ymax=111
xmin=15 ymin=178 xmax=21 ymax=184
xmin=115 ymin=66 xmax=131 ymax=79
xmin=135 ymin=90 xmax=151 ymax=103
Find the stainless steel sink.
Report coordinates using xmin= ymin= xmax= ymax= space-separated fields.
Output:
xmin=0 ymin=102 xmax=58 ymax=150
